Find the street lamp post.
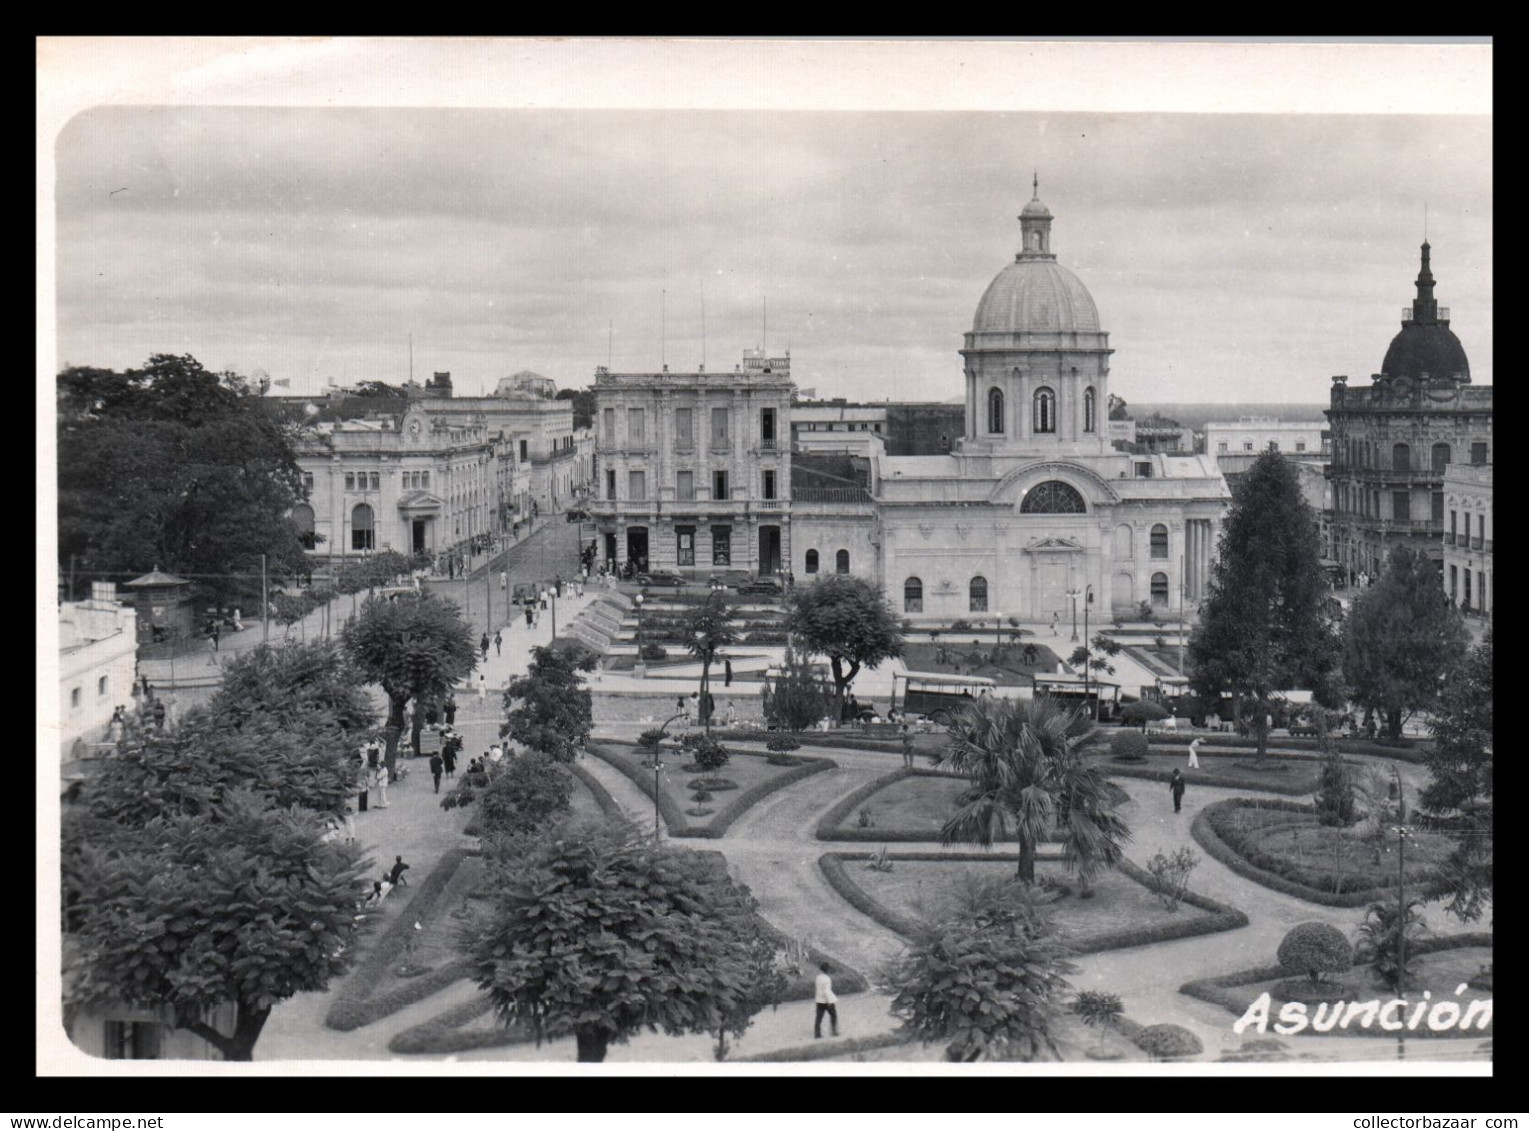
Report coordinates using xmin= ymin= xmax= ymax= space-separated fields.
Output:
xmin=1068 ymin=588 xmax=1080 ymax=643
xmin=1393 ymin=824 xmax=1411 ymax=996
xmin=1084 ymin=584 xmax=1094 ymax=720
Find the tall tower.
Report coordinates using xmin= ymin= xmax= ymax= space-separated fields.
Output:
xmin=959 ymin=179 xmax=1113 ymax=458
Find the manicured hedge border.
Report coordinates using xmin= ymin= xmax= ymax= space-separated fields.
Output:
xmin=1095 ymin=758 xmax=1331 ymax=797
xmin=1191 ymin=799 xmax=1452 ymax=908
xmin=588 ymin=742 xmax=834 ymax=838
xmin=815 ymin=767 xmax=971 ymax=842
xmin=708 ymin=729 xmax=930 ymax=756
xmin=1121 ymin=731 xmax=1430 ymax=763
xmin=570 ymin=760 xmax=624 ymax=819
xmin=325 ymin=845 xmax=480 ymax=1031
xmin=818 ymin=851 xmax=1249 ymax=954
xmin=737 ymin=1032 xmax=912 ymax=1063
xmin=1179 ymin=932 xmax=1493 ymax=1039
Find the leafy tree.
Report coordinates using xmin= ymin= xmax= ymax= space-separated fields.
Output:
xmin=351 ymin=380 xmax=409 ymax=398
xmin=474 ymin=753 xmax=574 ymax=858
xmin=1276 ymin=922 xmax=1353 ymax=987
xmin=1107 ymin=394 xmax=1131 ymax=421
xmin=682 ymin=593 xmax=737 ymax=732
xmin=1188 ymin=452 xmax=1340 ymax=759
xmin=884 ymin=876 xmax=1075 ymax=1061
xmin=465 ymin=817 xmax=769 ymax=1062
xmin=761 ymin=643 xmax=831 ymax=732
xmin=786 ymin=575 xmax=904 ymax=722
xmin=554 ymin=386 xmax=596 ymax=430
xmin=501 ymin=644 xmax=595 ymax=762
xmin=335 ymin=550 xmax=414 ymax=596
xmin=1073 ymin=990 xmax=1125 ymax=1051
xmin=1118 ymin=701 xmax=1169 ymax=730
xmin=341 ymin=592 xmax=477 ymax=776
xmin=1354 ymin=897 xmax=1429 ymax=991
xmin=1342 ymin=545 xmax=1469 ymax=741
xmin=64 ymin=787 xmax=370 ymax=1061
xmin=57 ymin=355 xmax=311 ymax=603
xmin=935 ymin=695 xmax=1130 ymax=884
xmin=1422 ymin=628 xmax=1493 ymax=922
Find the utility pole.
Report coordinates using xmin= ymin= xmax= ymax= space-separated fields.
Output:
xmin=1178 ymin=554 xmax=1186 ymax=676
xmin=261 ymin=553 xmax=269 ymax=644
xmin=1394 ymin=825 xmax=1410 ymax=996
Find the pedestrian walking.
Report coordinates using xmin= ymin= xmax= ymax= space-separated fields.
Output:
xmin=678 ymin=694 xmax=690 ymax=724
xmin=441 ymin=732 xmax=458 ymax=777
xmin=372 ymin=760 xmax=390 ymax=808
xmin=207 ymin=630 xmax=218 ymax=666
xmin=1187 ymin=737 xmax=1202 ymax=769
xmin=500 ymin=569 xmax=508 ymax=592
xmin=1051 ymin=611 xmax=1059 ymax=633
xmin=724 ymin=658 xmax=733 ymax=687
xmin=494 ymin=630 xmax=503 ymax=657
xmin=341 ymin=805 xmax=356 ymax=841
xmin=725 ymin=700 xmax=737 ymax=726
xmin=151 ymin=698 xmax=166 ymax=731
xmin=107 ymin=706 xmax=126 ymax=744
xmin=480 ymin=633 xmax=490 ymax=661
xmin=478 ymin=673 xmax=487 ymax=701
xmin=443 ymin=695 xmax=456 ymax=726
xmin=429 ymin=752 xmax=444 ymax=793
xmin=814 ymin=963 xmax=839 ymax=1038
xmin=901 ymin=724 xmax=915 ymax=769
xmin=232 ymin=607 xmax=243 ymax=632
xmin=1170 ymin=768 xmax=1186 ymax=813
xmin=525 ymin=603 xmax=534 ymax=628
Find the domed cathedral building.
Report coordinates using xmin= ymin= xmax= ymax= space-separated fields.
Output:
xmin=1325 ymin=238 xmax=1492 ymax=585
xmin=792 ymin=181 xmax=1232 ymax=623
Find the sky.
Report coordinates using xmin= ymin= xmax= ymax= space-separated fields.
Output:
xmin=50 ymin=87 xmax=1492 ymax=408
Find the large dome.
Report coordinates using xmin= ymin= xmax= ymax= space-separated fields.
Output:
xmin=1381 ymin=323 xmax=1469 ymax=381
xmin=972 ymin=259 xmax=1101 ymax=335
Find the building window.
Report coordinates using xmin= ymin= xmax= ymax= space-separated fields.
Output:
xmin=1392 ymin=443 xmax=1410 ymax=472
xmin=302 ymin=473 xmax=314 ymax=495
xmin=98 ymin=675 xmax=108 ymax=697
xmin=676 ymin=526 xmax=695 ymax=567
xmin=603 ymin=408 xmax=615 ymax=446
xmin=1243 ymin=442 xmax=1253 ymax=452
xmin=1084 ymin=387 xmax=1096 ymax=433
xmin=675 ymin=407 xmax=693 ymax=447
xmin=805 ymin=549 xmax=819 ymax=574
xmin=969 ymin=575 xmax=988 ymax=612
xmin=1432 ymin=491 xmax=1444 ymax=523
xmin=421 ymin=471 xmax=428 ymax=489
xmin=904 ymin=576 xmax=923 ymax=613
xmin=351 ymin=503 xmax=374 ymax=550
xmin=1136 ymin=462 xmax=1153 ymax=479
xmin=1463 ymin=569 xmax=1472 ymax=610
xmin=1295 ymin=441 xmax=1306 ymax=452
xmin=1151 ymin=572 xmax=1170 ymax=606
xmin=519 ymin=439 xmax=529 ymax=462
xmin=367 ymin=472 xmax=377 ymax=490
xmin=1450 ymin=509 xmax=1457 ymax=540
xmin=344 ymin=473 xmax=355 ymax=491
xmin=628 ymin=470 xmax=646 ymax=500
xmin=1392 ymin=491 xmax=1411 ymax=522
xmin=1449 ymin=564 xmax=1458 ymax=601
xmin=104 ymin=1020 xmax=163 ymax=1060
xmin=714 ymin=470 xmax=729 ymax=500
xmin=761 ymin=407 xmax=776 ymax=447
xmin=1470 ymin=442 xmax=1488 ymax=465
xmin=606 ymin=469 xmax=616 ymax=501
xmin=1019 ymin=480 xmax=1086 ymax=514
xmin=1150 ymin=524 xmax=1169 ymax=558
xmin=988 ymin=387 xmax=1005 ymax=434
xmin=711 ymin=526 xmax=732 ymax=566
xmin=292 ymin=504 xmax=316 ymax=550
xmin=762 ymin=470 xmax=776 ymax=500
xmin=1033 ymin=386 xmax=1056 ymax=434
xmin=628 ymin=408 xmax=645 ymax=446
xmin=711 ymin=407 xmax=730 ymax=447
xmin=676 ymin=470 xmax=695 ymax=501
xmin=1431 ymin=443 xmax=1451 ymax=472
xmin=1217 ymin=442 xmax=1228 ymax=453
xmin=70 ymin=687 xmax=81 ymax=709
xmin=835 ymin=549 xmax=850 ymax=574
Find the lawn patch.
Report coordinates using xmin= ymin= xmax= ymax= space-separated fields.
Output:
xmin=900 ymin=640 xmax=1062 ymax=686
xmin=1085 ymin=749 xmax=1342 ymax=795
xmin=818 ymin=852 xmax=1247 ymax=953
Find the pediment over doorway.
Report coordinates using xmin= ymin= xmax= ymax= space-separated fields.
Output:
xmin=397 ymin=490 xmax=444 ymax=513
xmin=1021 ymin=535 xmax=1085 ymax=554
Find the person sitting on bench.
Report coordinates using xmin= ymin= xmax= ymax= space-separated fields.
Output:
xmin=388 ymin=856 xmax=410 ymax=887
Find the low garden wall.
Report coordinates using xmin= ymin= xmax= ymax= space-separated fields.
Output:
xmin=592 ymin=691 xmax=767 ymax=725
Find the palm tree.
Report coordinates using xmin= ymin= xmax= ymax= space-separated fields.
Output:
xmin=935 ymin=695 xmax=1131 ymax=884
xmin=682 ymin=592 xmax=738 ymax=733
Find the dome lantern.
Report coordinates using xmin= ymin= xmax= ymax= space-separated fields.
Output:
xmin=1017 ymin=171 xmax=1055 ymax=259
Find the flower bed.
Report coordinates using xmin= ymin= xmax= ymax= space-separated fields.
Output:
xmin=587 ymin=742 xmax=835 ymax=838
xmin=1179 ymin=934 xmax=1494 ymax=1039
xmin=817 ymin=852 xmax=1247 ymax=953
xmin=814 ymin=768 xmax=990 ymax=843
xmin=1192 ymin=799 xmax=1454 ymax=907
xmin=324 ymin=845 xmax=481 ymax=1031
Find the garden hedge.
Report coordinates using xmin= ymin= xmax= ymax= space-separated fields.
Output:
xmin=569 ymin=760 xmax=624 ymax=819
xmin=1191 ymin=799 xmax=1453 ymax=907
xmin=1121 ymin=731 xmax=1431 ymax=763
xmin=816 ymin=851 xmax=1249 ymax=954
xmin=388 ymin=996 xmax=537 ymax=1055
xmin=737 ymin=1032 xmax=912 ymax=1063
xmin=1179 ymin=932 xmax=1494 ymax=1038
xmin=324 ymin=846 xmax=480 ymax=1031
xmin=1096 ymin=758 xmax=1332 ymax=797
xmin=814 ymin=767 xmax=968 ymax=843
xmin=587 ymin=742 xmax=835 ymax=838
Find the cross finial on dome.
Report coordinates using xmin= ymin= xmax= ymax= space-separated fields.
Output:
xmin=1032 ymin=171 xmax=1039 ymax=199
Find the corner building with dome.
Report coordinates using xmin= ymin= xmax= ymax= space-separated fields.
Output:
xmin=789 ymin=186 xmax=1233 ymax=623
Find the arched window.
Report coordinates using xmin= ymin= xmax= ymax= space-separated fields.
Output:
xmin=969 ymin=576 xmax=988 ymax=613
xmin=1033 ymin=386 xmax=1056 ymax=434
xmin=987 ymin=387 xmax=1005 ymax=434
xmin=805 ymin=549 xmax=819 ymax=574
xmin=835 ymin=549 xmax=850 ymax=574
xmin=351 ymin=503 xmax=375 ymax=551
xmin=292 ymin=504 xmax=316 ymax=550
xmin=1392 ymin=443 xmax=1411 ymax=472
xmin=904 ymin=576 xmax=923 ymax=613
xmin=1431 ymin=443 xmax=1451 ymax=473
xmin=1150 ymin=523 xmax=1169 ymax=559
xmin=1151 ymin=572 xmax=1170 ymax=606
xmin=1084 ymin=387 xmax=1096 ymax=433
xmin=1019 ymin=480 xmax=1086 ymax=514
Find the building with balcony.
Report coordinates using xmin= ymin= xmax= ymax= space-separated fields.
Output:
xmin=57 ymin=582 xmax=138 ymax=765
xmin=1325 ymin=240 xmax=1492 ymax=578
xmin=1442 ymin=460 xmax=1492 ymax=616
xmin=1207 ymin=417 xmax=1329 ymax=460
xmin=589 ymin=352 xmax=793 ymax=575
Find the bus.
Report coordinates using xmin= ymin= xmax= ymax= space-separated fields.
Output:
xmin=890 ymin=671 xmax=998 ymax=724
xmin=1030 ymin=672 xmax=1122 ymax=721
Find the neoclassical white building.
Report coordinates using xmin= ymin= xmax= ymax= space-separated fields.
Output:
xmin=792 ymin=184 xmax=1232 ymax=622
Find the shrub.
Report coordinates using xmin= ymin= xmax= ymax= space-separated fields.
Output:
xmin=766 ymin=735 xmax=802 ymax=754
xmin=1154 ymin=634 xmax=1168 ymax=650
xmin=1133 ymin=1023 xmax=1203 ymax=1061
xmin=1119 ymin=701 xmax=1170 ymax=729
xmin=638 ymin=643 xmax=669 ymax=661
xmin=1135 ymin=601 xmax=1154 ymax=622
xmin=1353 ymin=897 xmax=1428 ymax=990
xmin=1073 ymin=991 xmax=1125 ymax=1050
xmin=682 ymin=735 xmax=731 ymax=773
xmin=1145 ymin=847 xmax=1200 ymax=912
xmin=766 ymin=752 xmax=800 ymax=766
xmin=858 ymin=807 xmax=876 ymax=828
xmin=761 ymin=643 xmax=830 ymax=732
xmin=866 ymin=846 xmax=894 ymax=872
xmin=1110 ymin=729 xmax=1149 ymax=762
xmin=691 ymin=788 xmax=714 ymax=803
xmin=949 ymin=618 xmax=974 ymax=632
xmin=1277 ymin=922 xmax=1353 ymax=986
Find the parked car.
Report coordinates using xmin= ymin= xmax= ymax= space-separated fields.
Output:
xmin=707 ymin=570 xmax=752 ymax=589
xmin=737 ymin=578 xmax=783 ymax=596
xmin=635 ymin=570 xmax=685 ymax=587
